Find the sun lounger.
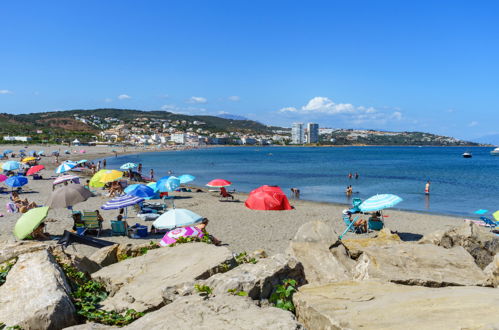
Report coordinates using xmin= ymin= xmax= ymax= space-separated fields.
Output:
xmin=480 ymin=216 xmax=498 ymax=228
xmin=57 ymin=230 xmax=114 ymax=248
xmin=82 ymin=211 xmax=102 ymax=237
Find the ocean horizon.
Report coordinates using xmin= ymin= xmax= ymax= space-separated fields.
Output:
xmin=105 ymin=146 xmax=499 ymax=218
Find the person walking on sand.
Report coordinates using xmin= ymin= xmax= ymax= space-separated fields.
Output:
xmin=425 ymin=181 xmax=431 ymax=195
xmin=150 ymin=168 xmax=154 ymax=180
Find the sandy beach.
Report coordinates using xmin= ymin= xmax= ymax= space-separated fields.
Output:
xmin=0 ymin=144 xmax=470 ymax=256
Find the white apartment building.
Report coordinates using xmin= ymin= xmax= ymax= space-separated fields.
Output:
xmin=291 ymin=123 xmax=304 ymax=144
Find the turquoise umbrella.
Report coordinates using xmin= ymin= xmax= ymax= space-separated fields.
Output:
xmin=152 ymin=208 xmax=203 ymax=229
xmin=120 ymin=162 xmax=138 ymax=170
xmin=359 ymin=194 xmax=403 ymax=212
xmin=178 ymin=174 xmax=195 ymax=184
xmin=157 ymin=176 xmax=180 ymax=192
xmin=2 ymin=161 xmax=21 ymax=171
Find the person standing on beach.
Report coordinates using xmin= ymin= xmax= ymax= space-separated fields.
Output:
xmin=150 ymin=168 xmax=154 ymax=180
xmin=138 ymin=163 xmax=142 ymax=174
xmin=103 ymin=159 xmax=107 ymax=168
xmin=97 ymin=161 xmax=101 ymax=171
xmin=425 ymin=181 xmax=431 ymax=195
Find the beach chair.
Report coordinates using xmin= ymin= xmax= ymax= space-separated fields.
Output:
xmin=82 ymin=211 xmax=102 ymax=237
xmin=111 ymin=220 xmax=128 ymax=236
xmin=368 ymin=218 xmax=384 ymax=231
xmin=343 ymin=215 xmax=363 ymax=234
xmin=480 ymin=216 xmax=498 ymax=229
xmin=219 ymin=187 xmax=234 ymax=201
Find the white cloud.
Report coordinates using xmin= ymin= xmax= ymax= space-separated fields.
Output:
xmin=278 ymin=107 xmax=298 ymax=113
xmin=0 ymin=89 xmax=13 ymax=94
xmin=391 ymin=111 xmax=403 ymax=120
xmin=118 ymin=94 xmax=131 ymax=100
xmin=186 ymin=96 xmax=207 ymax=104
xmin=228 ymin=96 xmax=240 ymax=102
xmin=469 ymin=121 xmax=479 ymax=127
xmin=104 ymin=98 xmax=113 ymax=103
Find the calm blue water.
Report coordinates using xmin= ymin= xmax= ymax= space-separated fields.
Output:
xmin=105 ymin=146 xmax=499 ymax=217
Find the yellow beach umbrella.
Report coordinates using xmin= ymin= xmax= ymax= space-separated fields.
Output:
xmin=22 ymin=157 xmax=36 ymax=163
xmin=99 ymin=170 xmax=123 ymax=183
xmin=493 ymin=210 xmax=499 ymax=221
xmin=89 ymin=169 xmax=108 ymax=188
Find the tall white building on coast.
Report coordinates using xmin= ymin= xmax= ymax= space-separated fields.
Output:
xmin=291 ymin=123 xmax=304 ymax=144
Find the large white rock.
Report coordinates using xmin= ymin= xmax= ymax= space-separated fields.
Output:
xmin=353 ymin=243 xmax=488 ymax=287
xmin=0 ymin=250 xmax=77 ymax=329
xmin=0 ymin=241 xmax=53 ymax=264
xmin=293 ymin=281 xmax=499 ymax=330
xmin=200 ymin=253 xmax=305 ymax=299
xmin=484 ymin=253 xmax=499 ymax=287
xmin=92 ymin=243 xmax=233 ymax=313
xmin=287 ymin=221 xmax=354 ymax=284
xmin=123 ymin=294 xmax=303 ymax=330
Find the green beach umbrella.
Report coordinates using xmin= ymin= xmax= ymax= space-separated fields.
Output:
xmin=13 ymin=206 xmax=50 ymax=240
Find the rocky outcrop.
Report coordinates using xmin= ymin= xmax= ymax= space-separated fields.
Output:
xmin=123 ymin=294 xmax=303 ymax=330
xmin=63 ymin=323 xmax=116 ymax=330
xmin=293 ymin=280 xmax=499 ymax=330
xmin=199 ymin=254 xmax=305 ymax=299
xmin=287 ymin=221 xmax=354 ymax=284
xmin=342 ymin=227 xmax=401 ymax=258
xmin=484 ymin=253 xmax=499 ymax=287
xmin=0 ymin=250 xmax=77 ymax=329
xmin=50 ymin=245 xmax=101 ymax=275
xmin=88 ymin=244 xmax=119 ymax=269
xmin=92 ymin=243 xmax=233 ymax=313
xmin=353 ymin=243 xmax=488 ymax=287
xmin=420 ymin=222 xmax=499 ymax=268
xmin=0 ymin=241 xmax=53 ymax=264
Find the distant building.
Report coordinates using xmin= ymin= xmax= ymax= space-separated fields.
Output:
xmin=3 ymin=136 xmax=32 ymax=142
xmin=307 ymin=123 xmax=319 ymax=144
xmin=291 ymin=123 xmax=304 ymax=144
xmin=171 ymin=133 xmax=186 ymax=144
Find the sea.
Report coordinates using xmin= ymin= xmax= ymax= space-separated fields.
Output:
xmin=105 ymin=146 xmax=499 ymax=218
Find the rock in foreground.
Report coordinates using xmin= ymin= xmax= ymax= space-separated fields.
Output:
xmin=123 ymin=294 xmax=303 ymax=330
xmin=0 ymin=250 xmax=77 ymax=329
xmin=92 ymin=243 xmax=233 ymax=313
xmin=293 ymin=280 xmax=499 ymax=330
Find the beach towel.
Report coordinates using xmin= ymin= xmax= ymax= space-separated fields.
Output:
xmin=6 ymin=202 xmax=17 ymax=213
xmin=159 ymin=226 xmax=204 ymax=246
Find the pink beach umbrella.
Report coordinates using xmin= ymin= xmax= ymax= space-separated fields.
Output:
xmin=159 ymin=226 xmax=204 ymax=246
xmin=79 ymin=150 xmax=86 ymax=154
xmin=0 ymin=174 xmax=7 ymax=183
xmin=53 ymin=174 xmax=80 ymax=185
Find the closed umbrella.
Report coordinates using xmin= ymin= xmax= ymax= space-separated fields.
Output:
xmin=2 ymin=161 xmax=21 ymax=171
xmin=120 ymin=162 xmax=138 ymax=170
xmin=153 ymin=208 xmax=203 ymax=230
xmin=55 ymin=162 xmax=76 ymax=174
xmin=99 ymin=170 xmax=123 ymax=183
xmin=5 ymin=176 xmax=28 ymax=188
xmin=358 ymin=194 xmax=403 ymax=212
xmin=124 ymin=184 xmax=156 ymax=199
xmin=206 ymin=179 xmax=232 ymax=187
xmin=178 ymin=174 xmax=195 ymax=184
xmin=26 ymin=165 xmax=45 ymax=176
xmin=46 ymin=184 xmax=92 ymax=208
xmin=13 ymin=206 xmax=50 ymax=240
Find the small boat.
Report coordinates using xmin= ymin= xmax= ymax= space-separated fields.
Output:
xmin=462 ymin=152 xmax=472 ymax=158
xmin=490 ymin=147 xmax=499 ymax=155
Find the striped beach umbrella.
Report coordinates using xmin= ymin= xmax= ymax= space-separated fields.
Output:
xmin=53 ymin=174 xmax=80 ymax=185
xmin=101 ymin=194 xmax=144 ymax=210
xmin=358 ymin=194 xmax=403 ymax=212
xmin=120 ymin=162 xmax=138 ymax=170
xmin=159 ymin=226 xmax=204 ymax=246
xmin=153 ymin=208 xmax=203 ymax=230
xmin=55 ymin=162 xmax=76 ymax=174
xmin=2 ymin=161 xmax=21 ymax=171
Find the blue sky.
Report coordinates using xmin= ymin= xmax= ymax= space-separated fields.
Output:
xmin=1 ymin=1 xmax=498 ymax=140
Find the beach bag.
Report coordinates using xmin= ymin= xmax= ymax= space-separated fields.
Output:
xmin=6 ymin=202 xmax=17 ymax=213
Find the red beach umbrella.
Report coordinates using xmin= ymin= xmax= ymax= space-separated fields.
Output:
xmin=245 ymin=185 xmax=292 ymax=211
xmin=206 ymin=179 xmax=232 ymax=187
xmin=26 ymin=165 xmax=45 ymax=176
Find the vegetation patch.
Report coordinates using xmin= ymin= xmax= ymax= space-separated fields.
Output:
xmin=117 ymin=241 xmax=160 ymax=261
xmin=58 ymin=261 xmax=143 ymax=326
xmin=194 ymin=284 xmax=213 ymax=297
xmin=227 ymin=288 xmax=248 ymax=296
xmin=168 ymin=233 xmax=214 ymax=247
xmin=0 ymin=259 xmax=17 ymax=287
xmin=270 ymin=279 xmax=298 ymax=313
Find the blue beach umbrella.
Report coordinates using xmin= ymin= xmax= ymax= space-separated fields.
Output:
xmin=29 ymin=151 xmax=36 ymax=156
xmin=152 ymin=208 xmax=203 ymax=230
xmin=178 ymin=174 xmax=195 ymax=184
xmin=359 ymin=194 xmax=403 ymax=212
xmin=56 ymin=162 xmax=76 ymax=174
xmin=124 ymin=184 xmax=156 ymax=199
xmin=76 ymin=159 xmax=88 ymax=165
xmin=5 ymin=175 xmax=28 ymax=188
xmin=38 ymin=150 xmax=45 ymax=155
xmin=157 ymin=176 xmax=181 ymax=192
xmin=147 ymin=182 xmax=158 ymax=192
xmin=2 ymin=161 xmax=21 ymax=171
xmin=3 ymin=149 xmax=13 ymax=154
xmin=120 ymin=162 xmax=138 ymax=170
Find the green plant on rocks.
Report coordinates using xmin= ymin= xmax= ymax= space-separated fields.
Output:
xmin=227 ymin=288 xmax=248 ymax=296
xmin=117 ymin=241 xmax=160 ymax=261
xmin=234 ymin=252 xmax=258 ymax=265
xmin=168 ymin=232 xmax=214 ymax=247
xmin=59 ymin=261 xmax=143 ymax=326
xmin=194 ymin=284 xmax=213 ymax=297
xmin=269 ymin=279 xmax=297 ymax=313
xmin=0 ymin=259 xmax=16 ymax=287
xmin=0 ymin=323 xmax=22 ymax=330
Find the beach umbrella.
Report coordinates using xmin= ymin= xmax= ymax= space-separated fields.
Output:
xmin=21 ymin=157 xmax=36 ymax=163
xmin=29 ymin=151 xmax=36 ymax=156
xmin=26 ymin=165 xmax=45 ymax=175
xmin=5 ymin=176 xmax=28 ymax=188
xmin=206 ymin=179 xmax=232 ymax=187
xmin=89 ymin=169 xmax=108 ymax=188
xmin=0 ymin=174 xmax=7 ymax=182
xmin=46 ymin=184 xmax=92 ymax=208
xmin=245 ymin=185 xmax=292 ymax=211
xmin=101 ymin=195 xmax=144 ymax=218
xmin=120 ymin=162 xmax=138 ymax=170
xmin=147 ymin=181 xmax=158 ymax=192
xmin=124 ymin=184 xmax=156 ymax=199
xmin=99 ymin=170 xmax=123 ymax=183
xmin=79 ymin=149 xmax=86 ymax=153
xmin=358 ymin=194 xmax=403 ymax=212
xmin=38 ymin=150 xmax=45 ymax=155
xmin=53 ymin=174 xmax=80 ymax=185
xmin=178 ymin=174 xmax=195 ymax=184
xmin=56 ymin=162 xmax=76 ymax=174
xmin=3 ymin=149 xmax=13 ymax=154
xmin=153 ymin=208 xmax=203 ymax=230
xmin=159 ymin=226 xmax=204 ymax=246
xmin=156 ymin=176 xmax=180 ymax=192
xmin=2 ymin=161 xmax=21 ymax=171
xmin=493 ymin=211 xmax=499 ymax=221
xmin=76 ymin=159 xmax=88 ymax=165
xmin=13 ymin=206 xmax=50 ymax=240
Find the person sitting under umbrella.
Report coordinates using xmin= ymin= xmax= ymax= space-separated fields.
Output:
xmin=196 ymin=218 xmax=221 ymax=246
xmin=219 ymin=187 xmax=234 ymax=200
xmin=27 ymin=222 xmax=50 ymax=240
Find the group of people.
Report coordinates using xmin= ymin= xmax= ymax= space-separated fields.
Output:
xmin=348 ymin=172 xmax=359 ymax=179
